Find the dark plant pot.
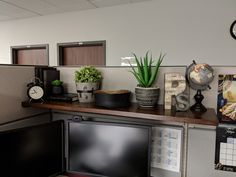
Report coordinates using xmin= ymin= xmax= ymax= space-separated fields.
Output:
xmin=95 ymin=90 xmax=131 ymax=108
xmin=52 ymin=85 xmax=64 ymax=95
xmin=135 ymin=87 xmax=160 ymax=108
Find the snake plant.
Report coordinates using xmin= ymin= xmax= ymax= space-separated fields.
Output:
xmin=129 ymin=51 xmax=165 ymax=88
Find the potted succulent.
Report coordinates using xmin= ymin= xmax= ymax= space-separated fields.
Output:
xmin=129 ymin=51 xmax=165 ymax=108
xmin=75 ymin=66 xmax=102 ymax=103
xmin=51 ymin=79 xmax=64 ymax=95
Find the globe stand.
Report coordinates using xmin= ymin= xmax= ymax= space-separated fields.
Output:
xmin=190 ymin=90 xmax=207 ymax=113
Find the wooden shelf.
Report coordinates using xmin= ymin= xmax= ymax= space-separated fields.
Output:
xmin=22 ymin=101 xmax=218 ymax=126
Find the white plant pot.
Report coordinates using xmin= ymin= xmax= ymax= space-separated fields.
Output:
xmin=76 ymin=82 xmax=100 ymax=103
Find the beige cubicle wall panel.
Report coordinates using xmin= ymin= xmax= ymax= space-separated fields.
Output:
xmin=187 ymin=128 xmax=236 ymax=177
xmin=57 ymin=66 xmax=236 ymax=110
xmin=57 ymin=66 xmax=187 ymax=104
xmin=0 ymin=65 xmax=46 ymax=124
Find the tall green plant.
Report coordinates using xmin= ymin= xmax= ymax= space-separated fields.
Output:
xmin=129 ymin=51 xmax=165 ymax=87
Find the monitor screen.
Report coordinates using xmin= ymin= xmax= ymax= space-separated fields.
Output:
xmin=68 ymin=122 xmax=151 ymax=177
xmin=0 ymin=120 xmax=64 ymax=177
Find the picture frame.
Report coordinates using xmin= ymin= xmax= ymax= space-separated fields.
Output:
xmin=217 ymin=74 xmax=236 ymax=123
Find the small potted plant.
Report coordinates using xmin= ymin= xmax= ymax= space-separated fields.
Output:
xmin=75 ymin=66 xmax=102 ymax=103
xmin=129 ymin=51 xmax=165 ymax=108
xmin=51 ymin=79 xmax=64 ymax=95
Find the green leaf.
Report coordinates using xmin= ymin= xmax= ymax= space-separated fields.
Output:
xmin=129 ymin=70 xmax=145 ymax=87
xmin=148 ymin=52 xmax=153 ymax=80
xmin=133 ymin=53 xmax=145 ymax=83
xmin=147 ymin=53 xmax=165 ymax=87
xmin=143 ymin=51 xmax=149 ymax=87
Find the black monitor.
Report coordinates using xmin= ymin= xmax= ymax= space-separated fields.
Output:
xmin=68 ymin=121 xmax=151 ymax=177
xmin=0 ymin=120 xmax=65 ymax=177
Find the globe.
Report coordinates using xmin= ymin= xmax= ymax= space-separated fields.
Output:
xmin=186 ymin=60 xmax=214 ymax=112
xmin=186 ymin=61 xmax=214 ymax=91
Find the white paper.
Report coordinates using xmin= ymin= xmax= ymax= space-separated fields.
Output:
xmin=219 ymin=138 xmax=236 ymax=166
xmin=151 ymin=127 xmax=182 ymax=172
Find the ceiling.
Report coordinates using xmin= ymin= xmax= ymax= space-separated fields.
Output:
xmin=0 ymin=0 xmax=151 ymax=21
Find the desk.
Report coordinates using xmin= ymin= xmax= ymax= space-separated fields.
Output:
xmin=22 ymin=101 xmax=217 ymax=126
xmin=57 ymin=173 xmax=90 ymax=177
xmin=23 ymin=101 xmax=218 ymax=177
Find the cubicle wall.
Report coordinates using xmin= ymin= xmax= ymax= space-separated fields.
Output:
xmin=0 ymin=65 xmax=47 ymax=125
xmin=57 ymin=66 xmax=236 ymax=110
xmin=187 ymin=128 xmax=236 ymax=177
xmin=1 ymin=65 xmax=236 ymax=177
xmin=57 ymin=66 xmax=187 ymax=105
xmin=56 ymin=66 xmax=236 ymax=177
xmin=0 ymin=113 xmax=50 ymax=132
xmin=0 ymin=65 xmax=233 ymax=119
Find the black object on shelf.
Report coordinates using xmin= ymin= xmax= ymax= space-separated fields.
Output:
xmin=95 ymin=90 xmax=131 ymax=108
xmin=47 ymin=93 xmax=78 ymax=102
xmin=34 ymin=66 xmax=60 ymax=97
xmin=43 ymin=70 xmax=60 ymax=97
xmin=35 ymin=66 xmax=56 ymax=84
xmin=52 ymin=85 xmax=64 ymax=95
xmin=190 ymin=90 xmax=207 ymax=113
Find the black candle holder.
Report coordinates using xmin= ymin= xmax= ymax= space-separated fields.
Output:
xmin=190 ymin=90 xmax=207 ymax=113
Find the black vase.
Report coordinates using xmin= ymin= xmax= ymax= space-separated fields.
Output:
xmin=52 ymin=85 xmax=64 ymax=95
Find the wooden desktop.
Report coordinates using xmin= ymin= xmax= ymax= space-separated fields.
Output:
xmin=22 ymin=101 xmax=218 ymax=126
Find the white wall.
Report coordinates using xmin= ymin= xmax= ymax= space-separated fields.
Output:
xmin=0 ymin=0 xmax=236 ymax=66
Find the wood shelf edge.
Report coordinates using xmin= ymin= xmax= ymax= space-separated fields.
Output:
xmin=21 ymin=101 xmax=218 ymax=126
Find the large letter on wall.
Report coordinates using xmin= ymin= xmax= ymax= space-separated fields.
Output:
xmin=164 ymin=73 xmax=186 ymax=109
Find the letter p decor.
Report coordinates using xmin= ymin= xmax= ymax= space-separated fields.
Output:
xmin=164 ymin=73 xmax=186 ymax=110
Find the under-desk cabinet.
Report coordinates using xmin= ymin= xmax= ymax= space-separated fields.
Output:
xmin=187 ymin=128 xmax=235 ymax=177
xmin=52 ymin=111 xmax=183 ymax=177
xmin=52 ymin=111 xmax=235 ymax=177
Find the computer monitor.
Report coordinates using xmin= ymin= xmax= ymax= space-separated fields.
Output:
xmin=0 ymin=120 xmax=65 ymax=177
xmin=68 ymin=121 xmax=151 ymax=177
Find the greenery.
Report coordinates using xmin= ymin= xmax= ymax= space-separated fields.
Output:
xmin=51 ymin=80 xmax=63 ymax=86
xmin=75 ymin=66 xmax=102 ymax=83
xmin=129 ymin=51 xmax=165 ymax=87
